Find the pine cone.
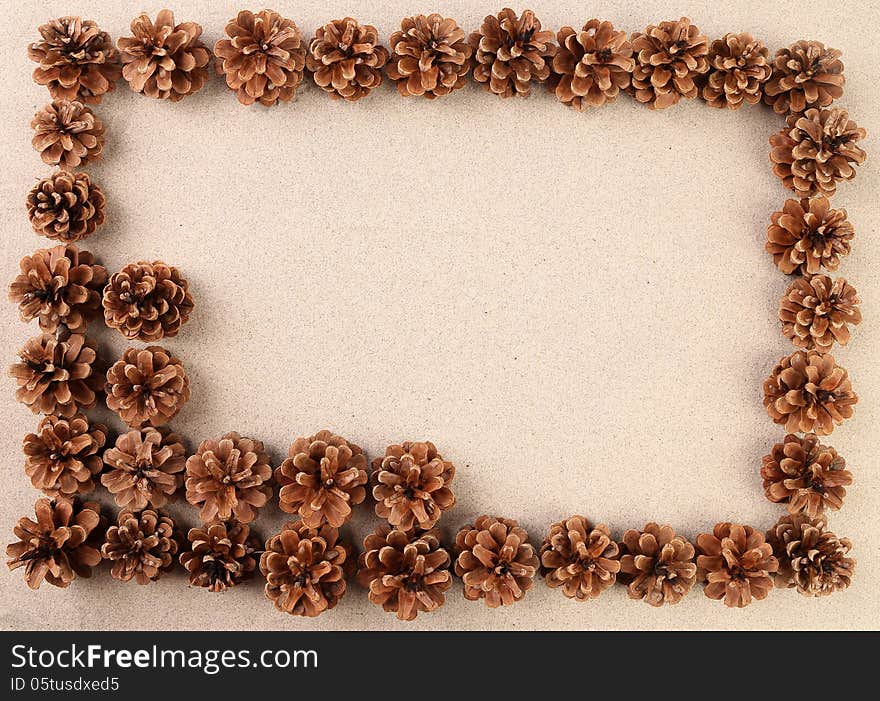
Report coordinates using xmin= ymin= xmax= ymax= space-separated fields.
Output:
xmin=180 ymin=520 xmax=260 ymax=592
xmin=9 ymin=244 xmax=107 ymax=335
xmin=31 ymin=100 xmax=105 ymax=169
xmin=261 ymin=522 xmax=351 ymax=616
xmin=357 ymin=525 xmax=451 ymax=621
xmin=470 ymin=8 xmax=556 ymax=98
xmin=701 ymin=33 xmax=771 ymax=109
xmin=26 ymin=171 xmax=105 ymax=243
xmin=105 ymin=345 xmax=190 ymax=427
xmin=23 ymin=413 xmax=106 ymax=498
xmin=618 ymin=523 xmax=696 ymax=606
xmin=763 ymin=350 xmax=857 ymax=435
xmin=117 ymin=9 xmax=211 ymax=101
xmin=770 ymin=108 xmax=867 ymax=198
xmin=766 ymin=515 xmax=854 ymax=596
xmin=306 ymin=18 xmax=388 ymax=101
xmin=275 ymin=429 xmax=368 ymax=528
xmin=551 ymin=20 xmax=634 ymax=110
xmin=102 ymin=261 xmax=194 ymax=342
xmin=214 ymin=9 xmax=306 ymax=107
xmin=766 ymin=197 xmax=854 ymax=275
xmin=765 ymin=41 xmax=845 ymax=116
xmin=101 ymin=427 xmax=186 ymax=510
xmin=101 ymin=509 xmax=178 ymax=584
xmin=761 ymin=433 xmax=852 ymax=517
xmin=779 ymin=275 xmax=861 ymax=351
xmin=28 ymin=16 xmax=121 ymax=103
xmin=387 ymin=14 xmax=472 ymax=99
xmin=185 ymin=432 xmax=272 ymax=523
xmin=454 ymin=515 xmax=539 ymax=608
xmin=6 ymin=497 xmax=102 ymax=589
xmin=540 ymin=516 xmax=620 ymax=601
xmin=630 ymin=17 xmax=708 ymax=109
xmin=696 ymin=522 xmax=778 ymax=608
xmin=10 ymin=333 xmax=102 ymax=417
xmin=371 ymin=441 xmax=455 ymax=531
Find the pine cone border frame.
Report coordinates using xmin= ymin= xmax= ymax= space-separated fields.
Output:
xmin=26 ymin=171 xmax=105 ymax=243
xmin=102 ymin=261 xmax=194 ymax=342
xmin=275 ymin=429 xmax=368 ymax=528
xmin=101 ymin=509 xmax=178 ymax=584
xmin=101 ymin=427 xmax=187 ymax=511
xmin=371 ymin=441 xmax=455 ymax=531
xmin=779 ymin=275 xmax=861 ymax=351
xmin=31 ymin=100 xmax=105 ymax=169
xmin=551 ymin=20 xmax=634 ymax=111
xmin=618 ymin=523 xmax=697 ymax=606
xmin=702 ymin=33 xmax=771 ymax=109
xmin=454 ymin=515 xmax=539 ymax=608
xmin=180 ymin=520 xmax=260 ymax=592
xmin=357 ymin=525 xmax=452 ymax=621
xmin=763 ymin=350 xmax=857 ymax=435
xmin=23 ymin=413 xmax=107 ymax=498
xmin=630 ymin=16 xmax=709 ymax=109
xmin=770 ymin=107 xmax=867 ymax=198
xmin=540 ymin=516 xmax=620 ymax=601
xmin=306 ymin=17 xmax=389 ymax=101
xmin=696 ymin=522 xmax=778 ymax=608
xmin=766 ymin=197 xmax=854 ymax=275
xmin=185 ymin=432 xmax=273 ymax=523
xmin=765 ymin=40 xmax=845 ymax=116
xmin=761 ymin=433 xmax=852 ymax=517
xmin=260 ymin=522 xmax=351 ymax=616
xmin=214 ymin=9 xmax=306 ymax=107
xmin=10 ymin=333 xmax=102 ymax=417
xmin=470 ymin=8 xmax=556 ymax=98
xmin=105 ymin=345 xmax=190 ymax=428
xmin=6 ymin=497 xmax=102 ymax=589
xmin=28 ymin=16 xmax=121 ymax=104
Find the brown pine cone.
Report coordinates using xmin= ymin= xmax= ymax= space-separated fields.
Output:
xmin=214 ymin=10 xmax=306 ymax=107
xmin=371 ymin=441 xmax=455 ymax=531
xmin=117 ymin=9 xmax=211 ymax=101
xmin=770 ymin=108 xmax=867 ymax=198
xmin=696 ymin=523 xmax=778 ymax=608
xmin=275 ymin=430 xmax=367 ymax=528
xmin=763 ymin=350 xmax=857 ymax=435
xmin=779 ymin=275 xmax=861 ymax=351
xmin=761 ymin=433 xmax=852 ymax=517
xmin=766 ymin=197 xmax=854 ymax=275
xmin=185 ymin=432 xmax=272 ymax=523
xmin=540 ymin=516 xmax=620 ymax=601
xmin=551 ymin=20 xmax=634 ymax=111
xmin=261 ymin=522 xmax=351 ymax=616
xmin=9 ymin=244 xmax=107 ymax=335
xmin=10 ymin=333 xmax=102 ymax=417
xmin=702 ymin=33 xmax=771 ymax=109
xmin=766 ymin=515 xmax=854 ymax=596
xmin=26 ymin=171 xmax=105 ymax=243
xmin=357 ymin=525 xmax=451 ymax=621
xmin=180 ymin=520 xmax=260 ymax=592
xmin=101 ymin=427 xmax=186 ymax=510
xmin=102 ymin=261 xmax=194 ymax=342
xmin=619 ymin=523 xmax=696 ymax=606
xmin=31 ymin=100 xmax=105 ymax=169
xmin=28 ymin=16 xmax=121 ymax=103
xmin=454 ymin=515 xmax=539 ymax=608
xmin=6 ymin=497 xmax=102 ymax=589
xmin=105 ymin=346 xmax=190 ymax=427
xmin=630 ymin=17 xmax=708 ymax=109
xmin=101 ymin=509 xmax=178 ymax=584
xmin=765 ymin=41 xmax=845 ymax=116
xmin=306 ymin=18 xmax=388 ymax=101
xmin=470 ymin=8 xmax=556 ymax=98
xmin=387 ymin=14 xmax=472 ymax=99
xmin=23 ymin=413 xmax=106 ymax=498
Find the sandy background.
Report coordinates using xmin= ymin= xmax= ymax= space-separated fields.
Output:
xmin=0 ymin=0 xmax=877 ymax=631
